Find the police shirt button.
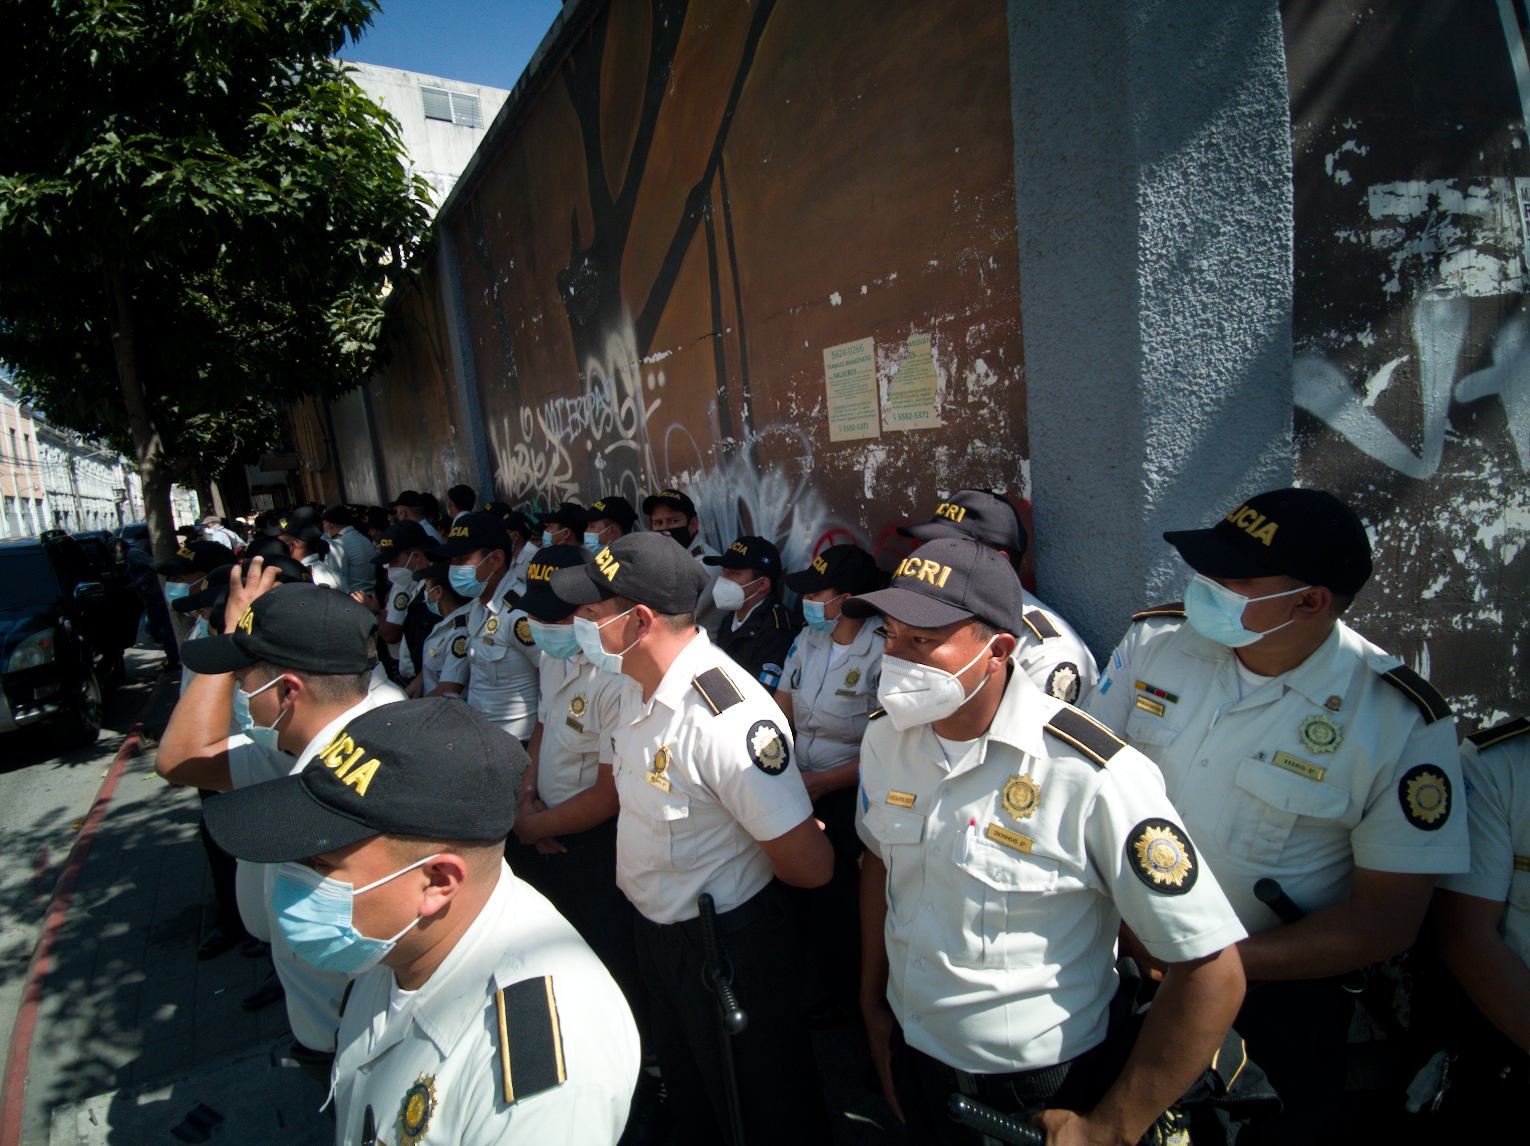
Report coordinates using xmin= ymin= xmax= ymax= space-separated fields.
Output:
xmin=1199 ymin=758 xmax=1209 ymax=768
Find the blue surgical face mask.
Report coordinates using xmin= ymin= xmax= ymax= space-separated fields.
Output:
xmin=573 ymin=607 xmax=638 ymax=675
xmin=1183 ymin=573 xmax=1309 ymax=649
xmin=802 ymin=593 xmax=846 ymax=633
xmin=424 ymin=586 xmax=443 ymax=617
xmin=239 ymin=674 xmax=289 ymax=749
xmin=447 ymin=553 xmax=490 ymax=599
xmin=270 ymin=853 xmax=440 ymax=975
xmin=583 ymin=525 xmax=612 ymax=554
xmin=530 ymin=618 xmax=580 ymax=659
xmin=189 ymin=615 xmax=211 ymax=642
xmin=541 ymin=530 xmax=555 ymax=549
xmin=164 ymin=581 xmax=193 ymax=601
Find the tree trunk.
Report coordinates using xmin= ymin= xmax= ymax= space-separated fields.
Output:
xmin=106 ymin=264 xmax=176 ymax=562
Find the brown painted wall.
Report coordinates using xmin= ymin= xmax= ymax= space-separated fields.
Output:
xmin=1285 ymin=0 xmax=1530 ymax=725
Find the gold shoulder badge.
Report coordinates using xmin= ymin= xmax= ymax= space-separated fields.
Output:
xmin=1128 ymin=820 xmax=1197 ymax=895
xmin=515 ymin=616 xmax=535 ymax=646
xmin=398 ymin=1074 xmax=437 ymax=1146
xmin=844 ymin=667 xmax=861 ymax=688
xmin=393 ymin=591 xmax=409 ymax=611
xmin=1298 ymin=713 xmax=1342 ymax=754
xmin=1001 ymin=774 xmax=1040 ymax=819
xmin=748 ymin=720 xmax=791 ymax=775
xmin=486 ymin=615 xmax=501 ymax=635
xmin=646 ymin=745 xmax=672 ymax=791
xmin=1399 ymin=765 xmax=1451 ymax=831
xmin=451 ymin=633 xmax=468 ymax=658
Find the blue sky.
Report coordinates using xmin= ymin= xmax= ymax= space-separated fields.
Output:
xmin=341 ymin=0 xmax=564 ymax=91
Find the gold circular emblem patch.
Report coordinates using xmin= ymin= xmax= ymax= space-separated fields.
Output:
xmin=451 ymin=633 xmax=468 ymax=658
xmin=399 ymin=1074 xmax=437 ymax=1146
xmin=845 ymin=668 xmax=861 ymax=688
xmin=1399 ymin=765 xmax=1451 ymax=831
xmin=393 ymin=592 xmax=409 ymax=611
xmin=652 ymin=745 xmax=670 ymax=776
xmin=748 ymin=720 xmax=790 ymax=775
xmin=570 ymin=695 xmax=587 ymax=718
xmin=1128 ymin=820 xmax=1197 ymax=895
xmin=486 ymin=615 xmax=500 ymax=635
xmin=514 ymin=616 xmax=534 ymax=646
xmin=1298 ymin=713 xmax=1343 ymax=754
xmin=1001 ymin=774 xmax=1040 ymax=819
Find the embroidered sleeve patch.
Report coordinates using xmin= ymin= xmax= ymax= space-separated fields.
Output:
xmin=1126 ymin=819 xmax=1198 ymax=895
xmin=514 ymin=616 xmax=535 ymax=647
xmin=450 ymin=633 xmax=468 ymax=658
xmin=1045 ymin=662 xmax=1082 ymax=704
xmin=747 ymin=720 xmax=791 ymax=775
xmin=1398 ymin=764 xmax=1451 ymax=830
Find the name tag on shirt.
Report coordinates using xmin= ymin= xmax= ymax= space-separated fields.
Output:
xmin=1134 ymin=695 xmax=1166 ymax=718
xmin=646 ymin=770 xmax=672 ymax=793
xmin=1271 ymin=751 xmax=1326 ymax=783
xmin=985 ymin=823 xmax=1033 ymax=854
xmin=566 ymin=717 xmax=585 ymax=732
xmin=886 ymin=790 xmax=916 ymax=809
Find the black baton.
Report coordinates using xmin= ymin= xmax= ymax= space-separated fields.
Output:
xmin=698 ymin=893 xmax=748 ymax=1146
xmin=1253 ymin=878 xmax=1365 ymax=994
xmin=947 ymin=1094 xmax=1045 ymax=1145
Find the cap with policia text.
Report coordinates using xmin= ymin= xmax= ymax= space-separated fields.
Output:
xmin=641 ymin=488 xmax=696 ymax=519
xmin=551 ymin=532 xmax=709 ymax=615
xmin=843 ymin=537 xmax=1022 ymax=633
xmin=898 ymin=489 xmax=1027 ymax=557
xmin=203 ymin=699 xmax=524 ymax=863
xmin=509 ymin=544 xmax=591 ymax=622
xmin=430 ymin=511 xmax=512 ymax=559
xmin=373 ymin=519 xmax=431 ymax=562
xmin=538 ymin=502 xmax=587 ymax=532
xmin=785 ymin=544 xmax=882 ymax=596
xmin=1163 ymin=487 xmax=1373 ymax=597
xmin=172 ymin=556 xmax=309 ymax=617
xmin=154 ymin=539 xmax=235 ymax=576
xmin=703 ymin=536 xmax=781 ymax=575
xmin=585 ymin=496 xmax=637 ymax=531
xmin=181 ymin=582 xmax=379 ymax=675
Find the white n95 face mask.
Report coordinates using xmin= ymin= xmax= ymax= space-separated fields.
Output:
xmin=875 ymin=638 xmax=997 ymax=730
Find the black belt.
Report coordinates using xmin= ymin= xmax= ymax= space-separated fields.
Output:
xmin=636 ymin=882 xmax=777 ymax=941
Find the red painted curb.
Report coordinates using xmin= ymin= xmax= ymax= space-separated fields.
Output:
xmin=0 ymin=698 xmax=156 ymax=1146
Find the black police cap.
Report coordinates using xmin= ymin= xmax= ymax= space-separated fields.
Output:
xmin=585 ymin=496 xmax=638 ymax=531
xmin=203 ymin=699 xmax=524 ymax=863
xmin=538 ymin=501 xmax=587 ymax=531
xmin=844 ymin=537 xmax=1022 ymax=633
xmin=641 ymin=488 xmax=696 ymax=519
xmin=181 ymin=582 xmax=378 ymax=675
xmin=550 ymin=532 xmax=709 ymax=616
xmin=429 ymin=511 xmax=512 ymax=559
xmin=154 ymin=538 xmax=235 ymax=576
xmin=373 ymin=519 xmax=431 ymax=562
xmin=785 ymin=544 xmax=882 ymax=596
xmin=174 ymin=556 xmax=309 ymax=617
xmin=703 ymin=535 xmax=781 ymax=574
xmin=509 ymin=544 xmax=591 ymax=622
xmin=898 ymin=489 xmax=1027 ymax=558
xmin=1164 ymin=487 xmax=1373 ymax=597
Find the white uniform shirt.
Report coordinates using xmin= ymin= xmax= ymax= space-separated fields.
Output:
xmin=301 ymin=553 xmax=342 ymax=590
xmin=689 ymin=537 xmax=724 ymax=630
xmin=419 ymin=603 xmax=473 ymax=695
xmin=384 ymin=578 xmax=421 ymax=679
xmin=611 ymin=629 xmax=813 ymax=924
xmin=779 ymin=622 xmax=884 ymax=771
xmin=1017 ymin=588 xmax=1100 ymax=706
xmin=331 ymin=864 xmax=640 ymax=1146
xmin=1439 ymin=720 xmax=1530 ymax=968
xmin=229 ymin=690 xmax=403 ymax=1051
xmin=464 ymin=580 xmax=541 ymax=742
xmin=1084 ymin=615 xmax=1468 ymax=930
xmin=857 ymin=669 xmax=1246 ymax=1073
xmin=507 ymin=542 xmax=535 ymax=598
xmin=535 ymin=652 xmax=632 ymax=807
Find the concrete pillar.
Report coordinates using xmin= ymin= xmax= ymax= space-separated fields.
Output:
xmin=1009 ymin=0 xmax=1295 ymax=654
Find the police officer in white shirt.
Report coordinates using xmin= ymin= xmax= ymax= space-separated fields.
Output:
xmin=433 ymin=512 xmax=541 ymax=756
xmin=582 ymin=495 xmax=637 ymax=553
xmin=551 ymin=532 xmax=835 ymax=1145
xmin=1427 ymin=715 xmax=1530 ymax=1128
xmin=901 ymin=489 xmax=1098 ymax=704
xmin=370 ymin=519 xmax=433 ymax=680
xmin=1083 ymin=487 xmax=1468 ymax=1133
xmin=776 ymin=543 xmax=885 ymax=1011
xmin=203 ymin=699 xmax=641 ymax=1146
xmin=482 ymin=504 xmax=538 ymax=596
xmin=321 ymin=504 xmax=379 ymax=595
xmin=155 ymin=569 xmax=406 ymax=1071
xmin=642 ymin=487 xmax=722 ymax=628
xmin=536 ymin=500 xmax=586 ymax=551
xmin=406 ymin=563 xmax=472 ymax=698
xmin=849 ymin=537 xmax=1247 ymax=1144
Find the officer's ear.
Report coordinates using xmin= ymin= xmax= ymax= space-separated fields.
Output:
xmin=632 ymin=602 xmax=658 ymax=637
xmin=988 ymin=630 xmax=1018 ymax=666
xmin=417 ymin=853 xmax=472 ymax=917
xmin=1292 ymin=584 xmax=1333 ymax=622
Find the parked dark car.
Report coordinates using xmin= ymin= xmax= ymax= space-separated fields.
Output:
xmin=0 ymin=532 xmax=137 ymax=746
xmin=71 ymin=529 xmax=143 ymax=663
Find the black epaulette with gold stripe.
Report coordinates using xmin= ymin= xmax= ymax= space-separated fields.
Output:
xmin=692 ymin=666 xmax=744 ymax=715
xmin=1021 ymin=609 xmax=1060 ymax=641
xmin=771 ymin=604 xmax=792 ymax=630
xmin=494 ymin=975 xmax=567 ymax=1106
xmin=452 ymin=613 xmax=468 ymax=628
xmin=1044 ymin=707 xmax=1126 ymax=768
xmin=1379 ymin=666 xmax=1452 ymax=725
xmin=1468 ymin=715 xmax=1530 ymax=751
xmin=1131 ymin=602 xmax=1185 ymax=623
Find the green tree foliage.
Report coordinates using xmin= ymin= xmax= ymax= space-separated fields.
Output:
xmin=0 ymin=1 xmax=432 ymax=554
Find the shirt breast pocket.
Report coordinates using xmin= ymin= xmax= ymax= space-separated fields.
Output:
xmin=1125 ymin=704 xmax=1182 ymax=749
xmin=622 ymin=783 xmax=696 ymax=872
xmin=1224 ymin=757 xmax=1352 ymax=866
xmin=954 ymin=835 xmax=1061 ymax=969
xmin=862 ymin=804 xmax=926 ymax=922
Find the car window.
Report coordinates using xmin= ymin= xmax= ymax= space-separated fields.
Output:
xmin=0 ymin=549 xmax=64 ymax=610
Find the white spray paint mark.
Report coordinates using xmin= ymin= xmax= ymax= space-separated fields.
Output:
xmin=1365 ymin=178 xmax=1526 ymax=298
xmin=1456 ymin=313 xmax=1530 ymax=471
xmin=829 ymin=292 xmax=842 ymax=307
xmin=1420 ymin=571 xmax=1450 ymax=599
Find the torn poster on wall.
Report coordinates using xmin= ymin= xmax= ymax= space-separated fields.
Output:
xmin=824 ymin=337 xmax=881 ymax=442
xmin=883 ymin=333 xmax=944 ymax=431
